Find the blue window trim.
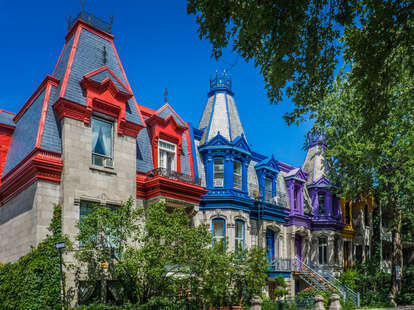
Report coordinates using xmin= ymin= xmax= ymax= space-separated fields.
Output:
xmin=212 ymin=218 xmax=226 ymax=246
xmin=235 ymin=219 xmax=245 ymax=250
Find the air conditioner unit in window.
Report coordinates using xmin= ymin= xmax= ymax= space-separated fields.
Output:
xmin=104 ymin=158 xmax=114 ymax=168
xmin=214 ymin=179 xmax=224 ymax=187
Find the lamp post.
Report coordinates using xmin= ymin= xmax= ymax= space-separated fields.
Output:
xmin=55 ymin=241 xmax=66 ymax=310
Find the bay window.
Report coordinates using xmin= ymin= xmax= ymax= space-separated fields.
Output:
xmin=233 ymin=160 xmax=242 ymax=189
xmin=158 ymin=140 xmax=176 ymax=172
xmin=235 ymin=220 xmax=245 ymax=250
xmin=92 ymin=117 xmax=113 ymax=167
xmin=213 ymin=158 xmax=224 ymax=187
xmin=212 ymin=218 xmax=225 ymax=245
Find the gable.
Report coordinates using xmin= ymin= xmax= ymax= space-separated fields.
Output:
xmin=157 ymin=105 xmax=185 ymax=127
xmin=232 ymin=134 xmax=251 ymax=153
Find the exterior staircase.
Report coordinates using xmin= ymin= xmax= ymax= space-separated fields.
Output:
xmin=293 ymin=257 xmax=360 ymax=306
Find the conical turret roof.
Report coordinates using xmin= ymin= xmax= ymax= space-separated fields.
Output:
xmin=198 ymin=71 xmax=245 ymax=144
xmin=301 ymin=132 xmax=329 ymax=185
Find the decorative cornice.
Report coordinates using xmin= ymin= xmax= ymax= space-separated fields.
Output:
xmin=136 ymin=172 xmax=207 ymax=204
xmin=0 ymin=149 xmax=63 ymax=205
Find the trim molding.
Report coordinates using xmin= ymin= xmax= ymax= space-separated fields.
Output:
xmin=0 ymin=149 xmax=63 ymax=205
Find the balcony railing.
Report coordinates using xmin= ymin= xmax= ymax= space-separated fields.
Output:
xmin=149 ymin=168 xmax=202 ymax=186
xmin=268 ymin=258 xmax=292 ymax=272
xmin=69 ymin=11 xmax=113 ymax=34
xmin=248 ymin=183 xmax=289 ymax=207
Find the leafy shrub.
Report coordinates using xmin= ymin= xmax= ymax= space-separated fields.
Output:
xmin=0 ymin=205 xmax=71 ymax=310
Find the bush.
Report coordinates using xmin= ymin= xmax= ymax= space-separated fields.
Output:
xmin=0 ymin=205 xmax=71 ymax=310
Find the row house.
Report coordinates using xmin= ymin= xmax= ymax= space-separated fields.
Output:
xmin=0 ymin=11 xmax=372 ymax=303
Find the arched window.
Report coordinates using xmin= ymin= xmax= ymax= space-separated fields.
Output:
xmin=364 ymin=204 xmax=370 ymax=226
xmin=235 ymin=220 xmax=245 ymax=250
xmin=212 ymin=218 xmax=226 ymax=245
xmin=319 ymin=237 xmax=328 ymax=264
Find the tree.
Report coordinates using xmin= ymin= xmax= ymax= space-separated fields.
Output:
xmin=313 ymin=72 xmax=414 ymax=305
xmin=187 ymin=0 xmax=414 ymax=126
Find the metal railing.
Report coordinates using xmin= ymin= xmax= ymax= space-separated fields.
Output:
xmin=268 ymin=258 xmax=292 ymax=272
xmin=149 ymin=168 xmax=202 ymax=186
xmin=248 ymin=183 xmax=289 ymax=208
xmin=69 ymin=11 xmax=113 ymax=34
xmin=294 ymin=257 xmax=360 ymax=306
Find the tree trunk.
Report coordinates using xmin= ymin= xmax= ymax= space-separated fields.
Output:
xmin=389 ymin=206 xmax=403 ymax=307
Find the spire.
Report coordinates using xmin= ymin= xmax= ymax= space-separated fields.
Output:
xmin=198 ymin=70 xmax=246 ymax=144
xmin=302 ymin=131 xmax=328 ymax=184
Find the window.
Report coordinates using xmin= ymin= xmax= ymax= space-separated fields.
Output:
xmin=364 ymin=204 xmax=370 ymax=226
xmin=334 ymin=237 xmax=339 ymax=264
xmin=345 ymin=202 xmax=351 ymax=224
xmin=212 ymin=218 xmax=225 ymax=245
xmin=356 ymin=245 xmax=363 ymax=264
xmin=213 ymin=158 xmax=224 ymax=187
xmin=265 ymin=178 xmax=272 ymax=202
xmin=318 ymin=193 xmax=325 ymax=215
xmin=294 ymin=186 xmax=299 ymax=209
xmin=92 ymin=117 xmax=113 ymax=167
xmin=158 ymin=140 xmax=176 ymax=172
xmin=235 ymin=220 xmax=245 ymax=250
xmin=319 ymin=237 xmax=328 ymax=264
xmin=233 ymin=161 xmax=242 ymax=189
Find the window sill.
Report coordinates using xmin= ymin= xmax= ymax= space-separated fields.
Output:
xmin=89 ymin=165 xmax=117 ymax=175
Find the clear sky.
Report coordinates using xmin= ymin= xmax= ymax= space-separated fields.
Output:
xmin=0 ymin=0 xmax=312 ymax=167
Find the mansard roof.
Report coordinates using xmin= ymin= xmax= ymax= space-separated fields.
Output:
xmin=0 ymin=110 xmax=15 ymax=128
xmin=302 ymin=142 xmax=328 ymax=185
xmin=284 ymin=167 xmax=308 ymax=182
xmin=52 ymin=18 xmax=144 ymax=127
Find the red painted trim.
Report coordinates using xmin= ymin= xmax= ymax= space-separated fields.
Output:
xmin=52 ymin=41 xmax=66 ymax=76
xmin=53 ymin=97 xmax=90 ymax=123
xmin=0 ymin=149 xmax=63 ymax=205
xmin=0 ymin=125 xmax=14 ymax=135
xmin=156 ymin=103 xmax=186 ymax=126
xmin=66 ymin=19 xmax=114 ymax=42
xmin=110 ymin=40 xmax=146 ymax=128
xmin=14 ymin=75 xmax=59 ymax=123
xmin=81 ymin=77 xmax=132 ymax=101
xmin=35 ymin=82 xmax=54 ymax=148
xmin=84 ymin=65 xmax=130 ymax=93
xmin=185 ymin=123 xmax=195 ymax=178
xmin=60 ymin=26 xmax=82 ymax=98
xmin=136 ymin=173 xmax=207 ymax=204
xmin=0 ymin=109 xmax=16 ymax=116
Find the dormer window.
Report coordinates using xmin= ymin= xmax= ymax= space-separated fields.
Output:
xmin=233 ymin=160 xmax=242 ymax=189
xmin=92 ymin=117 xmax=113 ymax=168
xmin=158 ymin=140 xmax=176 ymax=172
xmin=265 ymin=178 xmax=272 ymax=202
xmin=294 ymin=186 xmax=298 ymax=209
xmin=318 ymin=193 xmax=325 ymax=215
xmin=214 ymin=158 xmax=224 ymax=187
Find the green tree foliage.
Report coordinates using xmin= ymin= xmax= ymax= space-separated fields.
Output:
xmin=187 ymin=1 xmax=414 ymax=126
xmin=0 ymin=205 xmax=71 ymax=310
xmin=76 ymin=200 xmax=269 ymax=307
xmin=313 ymin=71 xmax=414 ymax=303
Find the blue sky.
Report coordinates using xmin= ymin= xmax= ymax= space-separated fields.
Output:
xmin=0 ymin=0 xmax=313 ymax=167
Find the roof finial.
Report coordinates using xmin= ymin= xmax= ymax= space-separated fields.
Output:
xmin=164 ymin=88 xmax=168 ymax=104
xmin=81 ymin=0 xmax=86 ymax=13
xmin=67 ymin=14 xmax=71 ymax=30
xmin=109 ymin=13 xmax=114 ymax=25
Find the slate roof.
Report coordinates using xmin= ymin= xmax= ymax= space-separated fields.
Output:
xmin=0 ymin=110 xmax=15 ymax=127
xmin=301 ymin=143 xmax=328 ymax=185
xmin=40 ymin=85 xmax=61 ymax=154
xmin=3 ymin=89 xmax=45 ymax=177
xmin=136 ymin=127 xmax=154 ymax=173
xmin=53 ymin=27 xmax=144 ymax=127
xmin=198 ymin=90 xmax=245 ymax=144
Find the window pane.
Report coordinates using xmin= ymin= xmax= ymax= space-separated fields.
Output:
xmin=92 ymin=118 xmax=113 ymax=157
xmin=159 ymin=140 xmax=176 ymax=171
xmin=235 ymin=220 xmax=244 ymax=250
xmin=294 ymin=187 xmax=298 ymax=209
xmin=213 ymin=220 xmax=225 ymax=237
xmin=214 ymin=158 xmax=224 ymax=187
xmin=233 ymin=161 xmax=242 ymax=189
xmin=265 ymin=179 xmax=272 ymax=201
xmin=318 ymin=193 xmax=325 ymax=215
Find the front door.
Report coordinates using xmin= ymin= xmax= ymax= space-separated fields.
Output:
xmin=266 ymin=229 xmax=275 ymax=263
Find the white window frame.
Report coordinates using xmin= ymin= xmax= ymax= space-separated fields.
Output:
xmin=158 ymin=139 xmax=177 ymax=171
xmin=212 ymin=218 xmax=226 ymax=245
xmin=235 ymin=220 xmax=245 ymax=250
xmin=213 ymin=158 xmax=225 ymax=187
xmin=233 ymin=160 xmax=242 ymax=190
xmin=91 ymin=116 xmax=114 ymax=168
